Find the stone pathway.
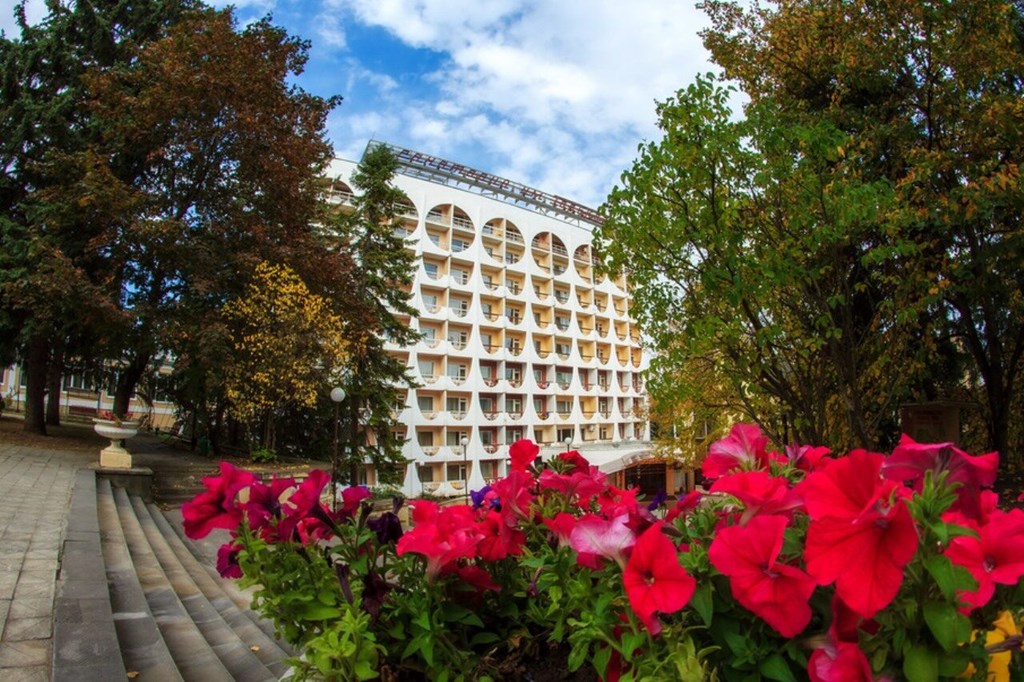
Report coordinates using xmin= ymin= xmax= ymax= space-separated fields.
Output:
xmin=0 ymin=444 xmax=93 ymax=681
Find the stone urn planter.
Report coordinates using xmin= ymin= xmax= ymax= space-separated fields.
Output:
xmin=93 ymin=419 xmax=140 ymax=468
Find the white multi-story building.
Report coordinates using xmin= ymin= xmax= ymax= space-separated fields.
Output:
xmin=331 ymin=143 xmax=651 ymax=498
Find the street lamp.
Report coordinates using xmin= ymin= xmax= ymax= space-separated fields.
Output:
xmin=563 ymin=434 xmax=573 ymax=453
xmin=330 ymin=386 xmax=346 ymax=511
xmin=460 ymin=435 xmax=469 ymax=504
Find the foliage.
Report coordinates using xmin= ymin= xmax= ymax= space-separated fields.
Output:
xmin=184 ymin=429 xmax=1023 ymax=681
xmin=599 ymin=0 xmax=1024 ymax=464
xmin=0 ymin=0 xmax=196 ymax=433
xmin=223 ymin=261 xmax=350 ymax=451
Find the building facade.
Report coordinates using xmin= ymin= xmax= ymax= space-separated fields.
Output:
xmin=331 ymin=143 xmax=651 ymax=498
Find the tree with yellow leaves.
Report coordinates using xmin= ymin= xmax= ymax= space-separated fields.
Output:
xmin=223 ymin=261 xmax=350 ymax=451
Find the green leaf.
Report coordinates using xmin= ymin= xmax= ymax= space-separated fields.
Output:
xmin=923 ymin=555 xmax=961 ymax=601
xmin=301 ymin=603 xmax=341 ymax=620
xmin=903 ymin=644 xmax=938 ymax=682
xmin=691 ymin=582 xmax=714 ymax=626
xmin=759 ymin=653 xmax=797 ymax=682
xmin=923 ymin=601 xmax=971 ymax=652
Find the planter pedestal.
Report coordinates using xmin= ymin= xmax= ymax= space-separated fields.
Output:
xmin=93 ymin=420 xmax=140 ymax=469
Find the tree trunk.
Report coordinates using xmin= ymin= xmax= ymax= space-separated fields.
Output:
xmin=45 ymin=343 xmax=65 ymax=426
xmin=113 ymin=350 xmax=151 ymax=417
xmin=22 ymin=336 xmax=49 ymax=435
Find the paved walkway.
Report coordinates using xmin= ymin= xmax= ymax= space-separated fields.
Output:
xmin=0 ymin=443 xmax=94 ymax=681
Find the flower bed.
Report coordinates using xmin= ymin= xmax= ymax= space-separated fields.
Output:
xmin=182 ymin=425 xmax=1024 ymax=680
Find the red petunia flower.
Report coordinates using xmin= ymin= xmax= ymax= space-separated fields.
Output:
xmin=709 ymin=470 xmax=803 ymax=525
xmin=491 ymin=470 xmax=536 ymax=524
xmin=182 ymin=462 xmax=258 ymax=539
xmin=558 ymin=449 xmax=591 ymax=474
xmin=277 ymin=470 xmax=331 ymax=542
xmin=396 ymin=501 xmax=483 ymax=579
xmin=216 ymin=541 xmax=244 ymax=579
xmin=702 ymin=423 xmax=771 ymax=480
xmin=808 ymin=638 xmax=875 ymax=682
xmin=241 ymin=476 xmax=298 ymax=539
xmin=943 ymin=507 xmax=1024 ymax=611
xmin=476 ymin=509 xmax=526 ymax=561
xmin=622 ymin=521 xmax=695 ymax=633
xmin=539 ymin=467 xmax=607 ymax=506
xmin=784 ymin=443 xmax=832 ymax=473
xmin=665 ymin=491 xmax=702 ymax=523
xmin=340 ymin=485 xmax=372 ymax=517
xmin=801 ymin=450 xmax=918 ymax=619
xmin=509 ymin=439 xmax=540 ymax=472
xmin=708 ymin=515 xmax=816 ymax=637
xmin=882 ymin=434 xmax=998 ymax=521
xmin=542 ymin=512 xmax=577 ymax=547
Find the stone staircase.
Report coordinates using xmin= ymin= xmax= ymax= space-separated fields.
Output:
xmin=53 ymin=471 xmax=293 ymax=681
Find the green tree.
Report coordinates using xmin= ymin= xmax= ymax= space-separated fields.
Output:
xmin=0 ymin=0 xmax=195 ymax=434
xmin=223 ymin=261 xmax=350 ymax=451
xmin=701 ymin=0 xmax=1024 ymax=461
xmin=324 ymin=143 xmax=419 ymax=485
xmin=598 ymin=76 xmax=909 ymax=450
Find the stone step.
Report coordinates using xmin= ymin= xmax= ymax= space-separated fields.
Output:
xmin=146 ymin=502 xmax=293 ymax=676
xmin=52 ymin=471 xmax=128 ymax=681
xmin=111 ymin=485 xmax=234 ymax=682
xmin=161 ymin=510 xmax=291 ymax=653
xmin=128 ymin=495 xmax=281 ymax=680
xmin=96 ymin=477 xmax=183 ymax=681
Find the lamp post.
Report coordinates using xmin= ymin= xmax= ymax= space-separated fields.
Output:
xmin=330 ymin=386 xmax=346 ymax=511
xmin=460 ymin=435 xmax=469 ymax=504
xmin=563 ymin=434 xmax=573 ymax=453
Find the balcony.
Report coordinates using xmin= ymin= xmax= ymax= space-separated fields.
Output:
xmin=422 ymin=446 xmax=439 ymax=456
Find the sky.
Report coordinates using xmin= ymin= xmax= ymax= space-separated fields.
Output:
xmin=2 ymin=0 xmax=719 ymax=210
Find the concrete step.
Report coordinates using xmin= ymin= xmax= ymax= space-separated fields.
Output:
xmin=111 ymin=485 xmax=234 ymax=682
xmin=128 ymin=495 xmax=280 ymax=680
xmin=96 ymin=477 xmax=183 ymax=681
xmin=52 ymin=471 xmax=128 ymax=681
xmin=146 ymin=502 xmax=293 ymax=676
xmin=161 ymin=510 xmax=291 ymax=653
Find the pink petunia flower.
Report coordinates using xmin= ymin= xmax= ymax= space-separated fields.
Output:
xmin=702 ymin=423 xmax=771 ymax=480
xmin=570 ymin=513 xmax=636 ymax=569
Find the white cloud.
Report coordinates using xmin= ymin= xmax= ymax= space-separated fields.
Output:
xmin=335 ymin=0 xmax=714 ymax=206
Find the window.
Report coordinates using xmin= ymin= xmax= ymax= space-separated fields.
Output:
xmin=556 ymin=371 xmax=572 ymax=384
xmin=448 ymin=331 xmax=468 ymax=346
xmin=533 ymin=398 xmax=546 ymax=413
xmin=424 ymin=262 xmax=439 ymax=277
xmin=452 ymin=239 xmax=470 ymax=252
xmin=481 ymin=302 xmax=493 ymax=316
xmin=422 ymin=293 xmax=438 ymax=308
xmin=557 ymin=428 xmax=574 ymax=443
xmin=452 ymin=268 xmax=469 ymax=284
xmin=421 ymin=327 xmax=436 ymax=340
xmin=447 ymin=431 xmax=469 ymax=447
xmin=418 ymin=360 xmax=435 ymax=378
xmin=447 ymin=363 xmax=468 ymax=379
xmin=556 ymin=343 xmax=571 ymax=356
xmin=480 ymin=364 xmax=493 ymax=380
xmin=479 ymin=397 xmax=494 ymax=413
xmin=480 ymin=430 xmax=494 ymax=445
xmin=506 ymin=428 xmax=524 ymax=444
xmin=505 ymin=397 xmax=522 ymax=413
xmin=418 ymin=465 xmax=434 ymax=483
xmin=505 ymin=366 xmax=521 ymax=382
xmin=480 ymin=333 xmax=492 ymax=350
xmin=417 ymin=431 xmax=434 ymax=447
xmin=417 ymin=396 xmax=433 ymax=411
xmin=446 ymin=397 xmax=468 ymax=414
xmin=446 ymin=463 xmax=467 ymax=481
xmin=533 ymin=368 xmax=547 ymax=381
xmin=557 ymin=399 xmax=573 ymax=415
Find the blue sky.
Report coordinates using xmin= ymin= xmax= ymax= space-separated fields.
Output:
xmin=2 ymin=0 xmax=718 ymax=209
